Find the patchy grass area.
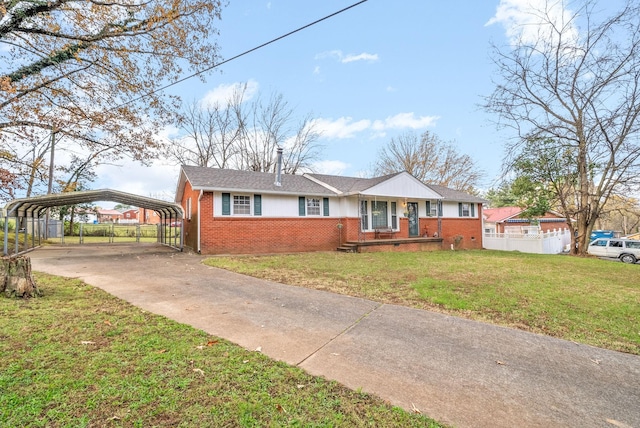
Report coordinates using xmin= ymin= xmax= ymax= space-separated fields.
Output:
xmin=205 ymin=250 xmax=640 ymax=354
xmin=0 ymin=274 xmax=441 ymax=427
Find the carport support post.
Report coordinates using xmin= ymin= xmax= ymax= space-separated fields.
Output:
xmin=3 ymin=215 xmax=8 ymax=256
xmin=14 ymin=216 xmax=19 ymax=254
xmin=23 ymin=220 xmax=27 ymax=251
xmin=79 ymin=223 xmax=83 ymax=244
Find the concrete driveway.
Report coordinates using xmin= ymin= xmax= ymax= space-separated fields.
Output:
xmin=29 ymin=244 xmax=640 ymax=428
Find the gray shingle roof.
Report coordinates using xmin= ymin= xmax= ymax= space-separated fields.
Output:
xmin=178 ymin=166 xmax=486 ymax=203
xmin=181 ymin=165 xmax=335 ymax=196
xmin=425 ymin=183 xmax=487 ymax=203
xmin=305 ymin=172 xmax=403 ymax=193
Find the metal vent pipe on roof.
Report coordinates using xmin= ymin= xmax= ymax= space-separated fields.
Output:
xmin=275 ymin=147 xmax=283 ymax=187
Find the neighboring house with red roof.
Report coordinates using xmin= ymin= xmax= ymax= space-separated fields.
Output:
xmin=483 ymin=207 xmax=569 ymax=234
xmin=175 ymin=165 xmax=487 ymax=255
xmin=96 ymin=209 xmax=123 ymax=223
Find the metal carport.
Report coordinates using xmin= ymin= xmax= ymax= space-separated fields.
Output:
xmin=2 ymin=189 xmax=184 ymax=255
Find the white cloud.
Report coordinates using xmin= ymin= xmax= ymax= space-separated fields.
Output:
xmin=95 ymin=158 xmax=180 ymax=201
xmin=342 ymin=53 xmax=379 ymax=63
xmin=372 ymin=113 xmax=439 ymax=131
xmin=312 ymin=160 xmax=351 ymax=175
xmin=486 ymin=0 xmax=577 ymax=47
xmin=312 ymin=117 xmax=372 ymax=139
xmin=313 ymin=112 xmax=438 ymax=140
xmin=314 ymin=50 xmax=343 ymax=61
xmin=313 ymin=66 xmax=321 ymax=75
xmin=314 ymin=50 xmax=379 ymax=64
xmin=200 ymin=79 xmax=259 ymax=108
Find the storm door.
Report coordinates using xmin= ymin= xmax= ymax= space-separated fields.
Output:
xmin=407 ymin=202 xmax=419 ymax=236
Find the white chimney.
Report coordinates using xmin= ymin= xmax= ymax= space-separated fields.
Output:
xmin=275 ymin=147 xmax=283 ymax=187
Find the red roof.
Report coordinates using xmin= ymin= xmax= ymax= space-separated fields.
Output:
xmin=484 ymin=207 xmax=567 ymax=223
xmin=97 ymin=209 xmax=123 ymax=216
xmin=483 ymin=207 xmax=524 ymax=223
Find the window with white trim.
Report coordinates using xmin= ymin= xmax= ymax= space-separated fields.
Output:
xmin=306 ymin=198 xmax=321 ymax=216
xmin=459 ymin=202 xmax=471 ymax=217
xmin=371 ymin=201 xmax=388 ymax=229
xmin=233 ymin=195 xmax=251 ymax=215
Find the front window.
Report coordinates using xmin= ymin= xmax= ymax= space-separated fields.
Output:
xmin=460 ymin=203 xmax=470 ymax=217
xmin=233 ymin=195 xmax=251 ymax=215
xmin=360 ymin=200 xmax=368 ymax=230
xmin=391 ymin=202 xmax=397 ymax=229
xmin=371 ymin=201 xmax=388 ymax=229
xmin=306 ymin=198 xmax=321 ymax=216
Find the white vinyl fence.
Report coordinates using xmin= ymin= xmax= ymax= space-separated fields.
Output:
xmin=483 ymin=228 xmax=572 ymax=254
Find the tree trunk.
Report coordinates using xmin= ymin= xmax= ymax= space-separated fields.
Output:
xmin=0 ymin=256 xmax=41 ymax=298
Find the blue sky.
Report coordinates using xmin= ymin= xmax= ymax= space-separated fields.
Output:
xmin=94 ymin=0 xmax=565 ymax=201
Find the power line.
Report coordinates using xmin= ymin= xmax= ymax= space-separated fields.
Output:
xmin=121 ymin=0 xmax=369 ymax=108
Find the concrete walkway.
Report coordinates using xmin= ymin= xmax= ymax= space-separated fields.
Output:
xmin=29 ymin=244 xmax=640 ymax=428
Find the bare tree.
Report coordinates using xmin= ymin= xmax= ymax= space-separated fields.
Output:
xmin=167 ymin=86 xmax=246 ymax=168
xmin=281 ymin=113 xmax=322 ymax=174
xmin=596 ymin=195 xmax=640 ymax=236
xmin=167 ymin=87 xmax=323 ymax=173
xmin=373 ymin=131 xmax=483 ymax=193
xmin=484 ymin=0 xmax=640 ymax=254
xmin=237 ymin=92 xmax=291 ymax=172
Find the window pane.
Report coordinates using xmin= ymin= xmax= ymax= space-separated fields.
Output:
xmin=371 ymin=201 xmax=388 ymax=229
xmin=307 ymin=198 xmax=320 ymax=216
xmin=360 ymin=200 xmax=368 ymax=230
xmin=391 ymin=202 xmax=397 ymax=229
xmin=233 ymin=195 xmax=251 ymax=215
xmin=461 ymin=203 xmax=470 ymax=217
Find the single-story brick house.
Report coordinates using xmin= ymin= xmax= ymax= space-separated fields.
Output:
xmin=483 ymin=206 xmax=569 ymax=234
xmin=175 ymin=165 xmax=486 ymax=254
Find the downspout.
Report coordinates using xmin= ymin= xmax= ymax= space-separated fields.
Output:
xmin=197 ymin=190 xmax=203 ymax=254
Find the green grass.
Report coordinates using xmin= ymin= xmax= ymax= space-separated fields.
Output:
xmin=204 ymin=250 xmax=640 ymax=354
xmin=0 ymin=274 xmax=441 ymax=427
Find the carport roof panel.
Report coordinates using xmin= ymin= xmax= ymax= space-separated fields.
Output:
xmin=4 ymin=189 xmax=183 ymax=218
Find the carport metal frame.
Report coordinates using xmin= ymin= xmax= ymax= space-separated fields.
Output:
xmin=3 ymin=189 xmax=184 ymax=255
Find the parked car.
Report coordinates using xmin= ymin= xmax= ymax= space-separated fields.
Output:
xmin=587 ymin=238 xmax=640 ymax=264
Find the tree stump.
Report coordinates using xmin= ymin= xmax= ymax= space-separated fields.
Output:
xmin=0 ymin=256 xmax=41 ymax=298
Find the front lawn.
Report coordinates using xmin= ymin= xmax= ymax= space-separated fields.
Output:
xmin=205 ymin=250 xmax=640 ymax=354
xmin=0 ymin=274 xmax=440 ymax=427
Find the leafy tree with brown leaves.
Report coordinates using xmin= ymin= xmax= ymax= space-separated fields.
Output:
xmin=373 ymin=131 xmax=483 ymax=194
xmin=0 ymin=0 xmax=225 ymax=198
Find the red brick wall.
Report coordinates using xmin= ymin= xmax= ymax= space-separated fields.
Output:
xmin=180 ymin=180 xmax=201 ymax=251
xmin=419 ymin=204 xmax=483 ymax=250
xmin=182 ymin=189 xmax=485 ymax=254
xmin=200 ymin=217 xmax=344 ymax=254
